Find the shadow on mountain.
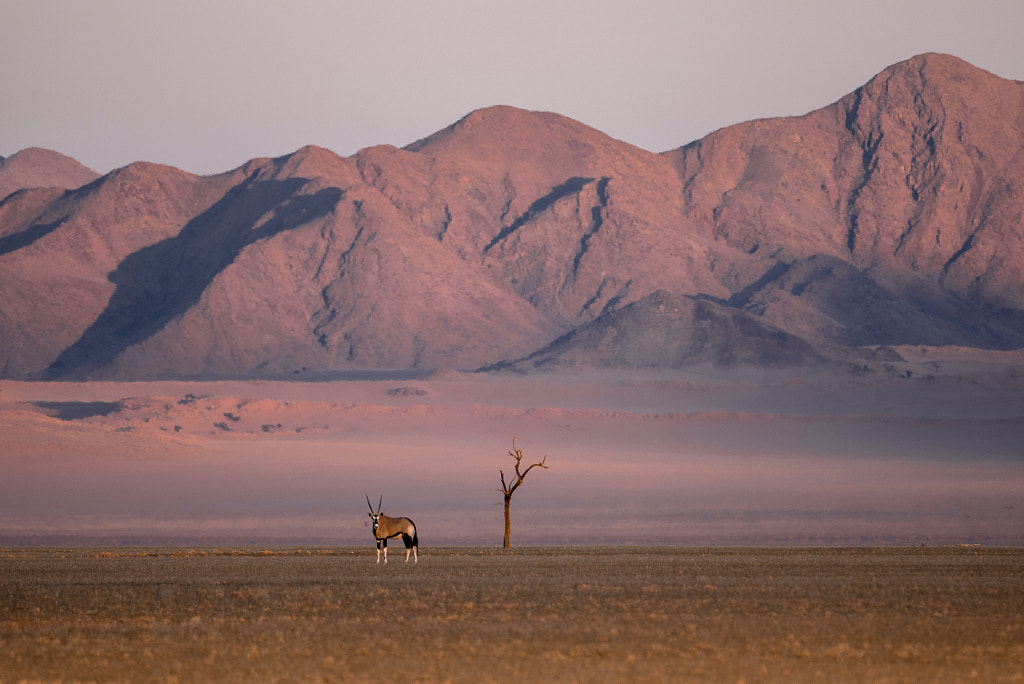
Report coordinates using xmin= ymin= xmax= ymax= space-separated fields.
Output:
xmin=739 ymin=256 xmax=1024 ymax=349
xmin=482 ymin=290 xmax=822 ymax=372
xmin=45 ymin=175 xmax=343 ymax=379
xmin=0 ymin=217 xmax=69 ymax=256
xmin=484 ymin=177 xmax=594 ymax=252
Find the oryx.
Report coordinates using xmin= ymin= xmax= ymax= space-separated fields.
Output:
xmin=366 ymin=494 xmax=419 ymax=563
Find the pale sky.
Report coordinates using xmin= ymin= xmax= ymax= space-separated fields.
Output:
xmin=3 ymin=0 xmax=1023 ymax=175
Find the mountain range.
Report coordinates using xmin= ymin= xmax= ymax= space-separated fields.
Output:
xmin=2 ymin=53 xmax=1023 ymax=380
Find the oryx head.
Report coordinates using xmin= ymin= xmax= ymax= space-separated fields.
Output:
xmin=366 ymin=493 xmax=382 ymax=532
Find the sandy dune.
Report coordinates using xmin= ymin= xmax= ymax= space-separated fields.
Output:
xmin=2 ymin=349 xmax=1023 ymax=546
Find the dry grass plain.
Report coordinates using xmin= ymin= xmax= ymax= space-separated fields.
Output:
xmin=2 ymin=546 xmax=1022 ymax=683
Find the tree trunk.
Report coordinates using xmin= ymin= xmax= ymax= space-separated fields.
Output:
xmin=503 ymin=495 xmax=512 ymax=548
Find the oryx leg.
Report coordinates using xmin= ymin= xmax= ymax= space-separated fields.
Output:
xmin=401 ymin=532 xmax=418 ymax=563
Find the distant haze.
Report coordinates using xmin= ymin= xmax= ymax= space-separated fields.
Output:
xmin=3 ymin=0 xmax=1023 ymax=175
xmin=3 ymin=367 xmax=1024 ymax=546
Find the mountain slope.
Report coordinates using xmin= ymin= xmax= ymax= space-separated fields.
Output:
xmin=486 ymin=290 xmax=822 ymax=372
xmin=0 ymin=147 xmax=99 ymax=201
xmin=667 ymin=53 xmax=1024 ymax=344
xmin=1 ymin=54 xmax=1023 ymax=379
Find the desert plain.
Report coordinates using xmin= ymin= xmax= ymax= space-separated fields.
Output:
xmin=1 ymin=545 xmax=1021 ymax=682
xmin=2 ymin=347 xmax=1024 ymax=681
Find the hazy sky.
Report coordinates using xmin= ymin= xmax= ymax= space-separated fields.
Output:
xmin=3 ymin=0 xmax=1023 ymax=175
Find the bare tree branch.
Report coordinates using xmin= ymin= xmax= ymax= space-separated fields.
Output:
xmin=499 ymin=434 xmax=549 ymax=548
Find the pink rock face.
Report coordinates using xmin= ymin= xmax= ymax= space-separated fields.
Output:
xmin=0 ymin=147 xmax=99 ymax=202
xmin=2 ymin=53 xmax=1024 ymax=380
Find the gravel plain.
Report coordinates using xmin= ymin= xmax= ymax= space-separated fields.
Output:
xmin=2 ymin=546 xmax=1022 ymax=682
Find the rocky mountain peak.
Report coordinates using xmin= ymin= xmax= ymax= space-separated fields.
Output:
xmin=0 ymin=147 xmax=100 ymax=201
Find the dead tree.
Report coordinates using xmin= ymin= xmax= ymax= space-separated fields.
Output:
xmin=498 ymin=434 xmax=548 ymax=548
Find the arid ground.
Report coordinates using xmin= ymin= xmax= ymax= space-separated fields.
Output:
xmin=2 ymin=351 xmax=1023 ymax=680
xmin=1 ymin=546 xmax=1022 ymax=682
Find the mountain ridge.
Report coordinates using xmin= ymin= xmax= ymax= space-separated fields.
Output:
xmin=2 ymin=53 xmax=1023 ymax=379
xmin=0 ymin=147 xmax=100 ymax=202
